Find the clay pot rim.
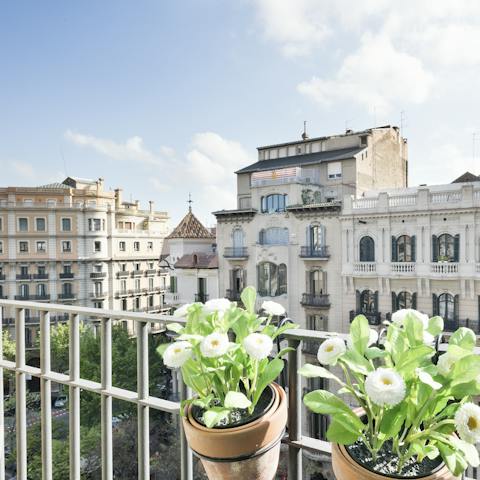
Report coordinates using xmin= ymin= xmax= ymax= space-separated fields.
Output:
xmin=336 ymin=443 xmax=448 ymax=479
xmin=186 ymin=382 xmax=283 ymax=434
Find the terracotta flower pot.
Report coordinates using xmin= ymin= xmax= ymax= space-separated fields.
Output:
xmin=182 ymin=382 xmax=287 ymax=480
xmin=332 ymin=443 xmax=460 ymax=480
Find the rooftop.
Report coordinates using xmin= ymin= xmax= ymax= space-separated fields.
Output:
xmin=174 ymin=252 xmax=218 ymax=269
xmin=166 ymin=208 xmax=215 ymax=240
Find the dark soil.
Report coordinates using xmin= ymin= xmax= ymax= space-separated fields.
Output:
xmin=192 ymin=384 xmax=275 ymax=429
xmin=346 ymin=440 xmax=443 ymax=478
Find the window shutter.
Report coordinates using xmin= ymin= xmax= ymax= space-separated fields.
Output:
xmin=411 ymin=235 xmax=416 ymax=262
xmin=454 ymin=294 xmax=459 ymax=322
xmin=454 ymin=234 xmax=460 ymax=262
xmin=432 ymin=294 xmax=438 ymax=316
xmin=356 ymin=290 xmax=360 ymax=311
xmin=374 ymin=291 xmax=379 ymax=312
xmin=391 ymin=291 xmax=397 ymax=311
xmin=412 ymin=292 xmax=417 ymax=309
xmin=431 ymin=235 xmax=438 ymax=262
xmin=391 ymin=236 xmax=398 ymax=262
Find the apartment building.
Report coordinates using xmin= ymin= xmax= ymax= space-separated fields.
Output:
xmin=162 ymin=206 xmax=218 ymax=308
xmin=341 ymin=181 xmax=480 ymax=334
xmin=0 ymin=176 xmax=170 ymax=347
xmin=214 ymin=126 xmax=408 ymax=334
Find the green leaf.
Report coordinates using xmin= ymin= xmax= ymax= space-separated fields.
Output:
xmin=240 ymin=286 xmax=256 ymax=314
xmin=224 ymin=391 xmax=252 ymax=409
xmin=451 ymin=437 xmax=480 ymax=467
xmin=379 ymin=404 xmax=406 ymax=439
xmin=417 ymin=370 xmax=442 ymax=390
xmin=192 ymin=395 xmax=214 ymax=409
xmin=425 ymin=445 xmax=440 ymax=460
xmin=427 ymin=316 xmax=444 ymax=336
xmin=166 ymin=322 xmax=184 ymax=333
xmin=203 ymin=407 xmax=230 ymax=428
xmin=253 ymin=358 xmax=284 ymax=405
xmin=271 ymin=321 xmax=299 ymax=339
xmin=395 ymin=345 xmax=434 ymax=376
xmin=449 ymin=327 xmax=476 ymax=351
xmin=452 ymin=354 xmax=480 ymax=385
xmin=303 ymin=390 xmax=352 ymax=416
xmin=365 ymin=347 xmax=388 ymax=360
xmin=451 ymin=380 xmax=480 ymax=398
xmin=341 ymin=348 xmax=373 ymax=375
xmin=437 ymin=441 xmax=468 ymax=476
xmin=326 ymin=413 xmax=363 ymax=445
xmin=403 ymin=315 xmax=425 ymax=345
xmin=349 ymin=315 xmax=370 ymax=355
xmin=298 ymin=364 xmax=344 ymax=385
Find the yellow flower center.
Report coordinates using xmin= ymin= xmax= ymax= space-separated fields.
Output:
xmin=256 ymin=338 xmax=264 ymax=344
xmin=381 ymin=377 xmax=392 ymax=386
xmin=211 ymin=340 xmax=219 ymax=347
xmin=174 ymin=348 xmax=181 ymax=354
xmin=325 ymin=345 xmax=335 ymax=353
xmin=468 ymin=416 xmax=478 ymax=430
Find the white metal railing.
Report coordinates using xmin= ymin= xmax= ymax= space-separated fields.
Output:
xmin=352 ymin=198 xmax=378 ymax=209
xmin=388 ymin=195 xmax=417 ymax=207
xmin=391 ymin=262 xmax=416 ymax=274
xmin=431 ymin=262 xmax=459 ymax=274
xmin=353 ymin=262 xmax=377 ymax=273
xmin=430 ymin=191 xmax=462 ymax=203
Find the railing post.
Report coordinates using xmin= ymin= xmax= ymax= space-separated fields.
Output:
xmin=0 ymin=307 xmax=4 ymax=480
xmin=101 ymin=317 xmax=113 ymax=480
xmin=69 ymin=314 xmax=81 ymax=480
xmin=15 ymin=308 xmax=27 ymax=480
xmin=40 ymin=310 xmax=52 ymax=480
xmin=137 ymin=321 xmax=150 ymax=479
xmin=288 ymin=338 xmax=302 ymax=480
xmin=179 ymin=372 xmax=193 ymax=480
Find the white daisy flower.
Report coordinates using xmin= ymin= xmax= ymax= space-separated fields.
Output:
xmin=423 ymin=330 xmax=435 ymax=345
xmin=455 ymin=403 xmax=480 ymax=444
xmin=437 ymin=352 xmax=457 ymax=377
xmin=347 ymin=329 xmax=379 ymax=349
xmin=203 ymin=298 xmax=232 ymax=315
xmin=173 ymin=303 xmax=193 ymax=318
xmin=317 ymin=337 xmax=346 ymax=366
xmin=163 ymin=341 xmax=192 ymax=368
xmin=200 ymin=332 xmax=230 ymax=358
xmin=261 ymin=301 xmax=286 ymax=316
xmin=392 ymin=309 xmax=429 ymax=329
xmin=243 ymin=333 xmax=273 ymax=360
xmin=365 ymin=368 xmax=406 ymax=407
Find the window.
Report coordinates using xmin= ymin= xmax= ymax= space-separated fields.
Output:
xmin=19 ymin=241 xmax=29 ymax=253
xmin=170 ymin=276 xmax=177 ymax=293
xmin=122 ymin=299 xmax=127 ymax=311
xmin=121 ymin=263 xmax=127 ymax=271
xmin=94 ymin=282 xmax=103 ymax=296
xmin=135 ymin=297 xmax=140 ymax=309
xmin=119 ymin=241 xmax=126 ymax=252
xmin=121 ymin=280 xmax=127 ymax=293
xmin=134 ymin=241 xmax=140 ymax=251
xmin=35 ymin=218 xmax=46 ymax=231
xmin=432 ymin=234 xmax=459 ymax=262
xmin=135 ymin=279 xmax=140 ymax=290
xmin=308 ymin=225 xmax=325 ymax=249
xmin=327 ymin=161 xmax=342 ymax=179
xmin=62 ymin=241 xmax=71 ymax=253
xmin=20 ymin=266 xmax=29 ymax=276
xmin=357 ymin=290 xmax=377 ymax=314
xmin=63 ymin=283 xmax=73 ymax=295
xmin=18 ymin=218 xmax=28 ymax=232
xmin=392 ymin=235 xmax=416 ymax=262
xmin=149 ymin=278 xmax=154 ymax=290
xmin=359 ymin=236 xmax=375 ymax=262
xmin=308 ymin=269 xmax=324 ymax=295
xmin=37 ymin=283 xmax=47 ymax=297
xmin=0 ymin=241 xmax=3 ymax=254
xmin=61 ymin=218 xmax=71 ymax=232
xmin=94 ymin=241 xmax=101 ymax=252
xmin=149 ymin=295 xmax=154 ymax=307
xmin=258 ymin=227 xmax=289 ymax=245
xmin=392 ymin=291 xmax=416 ymax=311
xmin=19 ymin=284 xmax=29 ymax=298
xmin=260 ymin=194 xmax=288 ymax=213
xmin=135 ymin=263 xmax=141 ymax=271
xmin=88 ymin=218 xmax=104 ymax=231
xmin=94 ymin=302 xmax=103 ymax=309
xmin=147 ymin=241 xmax=153 ymax=251
xmin=0 ymin=218 xmax=2 ymax=231
xmin=63 ymin=264 xmax=72 ymax=275
xmin=434 ymin=293 xmax=458 ymax=326
xmin=230 ymin=268 xmax=245 ymax=294
xmin=36 ymin=241 xmax=46 ymax=253
xmin=257 ymin=262 xmax=287 ymax=297
xmin=38 ymin=265 xmax=46 ymax=276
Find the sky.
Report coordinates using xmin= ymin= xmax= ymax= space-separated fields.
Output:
xmin=2 ymin=0 xmax=480 ymax=229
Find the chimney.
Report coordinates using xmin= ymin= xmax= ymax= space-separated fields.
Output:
xmin=135 ymin=200 xmax=140 ymax=210
xmin=114 ymin=189 xmax=122 ymax=210
xmin=149 ymin=200 xmax=154 ymax=214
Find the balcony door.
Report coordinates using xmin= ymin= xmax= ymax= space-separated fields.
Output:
xmin=20 ymin=284 xmax=29 ymax=297
xmin=308 ymin=269 xmax=325 ymax=295
xmin=233 ymin=229 xmax=244 ymax=248
xmin=309 ymin=225 xmax=325 ymax=251
xmin=230 ymin=268 xmax=245 ymax=294
xmin=198 ymin=278 xmax=207 ymax=296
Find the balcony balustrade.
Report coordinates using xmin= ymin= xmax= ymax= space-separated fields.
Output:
xmin=33 ymin=273 xmax=49 ymax=280
xmin=90 ymin=272 xmax=107 ymax=279
xmin=131 ymin=270 xmax=144 ymax=277
xmin=300 ymin=293 xmax=330 ymax=308
xmin=391 ymin=262 xmax=416 ymax=274
xmin=16 ymin=274 xmax=32 ymax=280
xmin=145 ymin=269 xmax=157 ymax=276
xmin=225 ymin=289 xmax=242 ymax=302
xmin=349 ymin=310 xmax=382 ymax=325
xmin=194 ymin=293 xmax=209 ymax=303
xmin=59 ymin=272 xmax=74 ymax=279
xmin=431 ymin=262 xmax=459 ymax=274
xmin=116 ymin=271 xmax=130 ymax=278
xmin=299 ymin=245 xmax=330 ymax=259
xmin=353 ymin=262 xmax=376 ymax=274
xmin=58 ymin=292 xmax=76 ymax=300
xmin=0 ymin=299 xmax=479 ymax=480
xmin=223 ymin=247 xmax=248 ymax=259
xmin=31 ymin=294 xmax=50 ymax=301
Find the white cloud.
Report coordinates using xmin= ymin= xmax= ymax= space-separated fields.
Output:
xmin=64 ymin=130 xmax=169 ymax=166
xmin=11 ymin=160 xmax=35 ymax=179
xmin=298 ymin=34 xmax=434 ymax=114
xmin=149 ymin=178 xmax=173 ymax=193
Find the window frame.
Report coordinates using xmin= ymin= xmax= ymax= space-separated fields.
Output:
xmin=61 ymin=217 xmax=72 ymax=232
xmin=359 ymin=236 xmax=375 ymax=262
xmin=18 ymin=217 xmax=29 ymax=232
xmin=35 ymin=217 xmax=47 ymax=232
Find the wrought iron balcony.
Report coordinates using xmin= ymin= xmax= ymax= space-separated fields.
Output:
xmin=225 ymin=289 xmax=242 ymax=302
xmin=59 ymin=272 xmax=74 ymax=279
xmin=90 ymin=272 xmax=107 ymax=279
xmin=33 ymin=273 xmax=49 ymax=280
xmin=58 ymin=292 xmax=76 ymax=300
xmin=31 ymin=294 xmax=50 ymax=301
xmin=223 ymin=247 xmax=248 ymax=259
xmin=299 ymin=245 xmax=330 ymax=259
xmin=16 ymin=274 xmax=32 ymax=280
xmin=300 ymin=293 xmax=330 ymax=308
xmin=349 ymin=310 xmax=382 ymax=325
xmin=194 ymin=293 xmax=209 ymax=303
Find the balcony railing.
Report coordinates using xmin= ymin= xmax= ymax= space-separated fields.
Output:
xmin=391 ymin=262 xmax=416 ymax=274
xmin=349 ymin=310 xmax=382 ymax=325
xmin=194 ymin=293 xmax=209 ymax=303
xmin=31 ymin=294 xmax=50 ymax=301
xmin=116 ymin=271 xmax=130 ymax=278
xmin=16 ymin=274 xmax=32 ymax=280
xmin=431 ymin=262 xmax=459 ymax=274
xmin=299 ymin=246 xmax=330 ymax=259
xmin=90 ymin=272 xmax=107 ymax=279
xmin=223 ymin=247 xmax=248 ymax=259
xmin=58 ymin=292 xmax=76 ymax=300
xmin=33 ymin=273 xmax=49 ymax=280
xmin=59 ymin=272 xmax=74 ymax=279
xmin=353 ymin=262 xmax=376 ymax=274
xmin=225 ymin=289 xmax=242 ymax=302
xmin=300 ymin=293 xmax=330 ymax=308
xmin=131 ymin=270 xmax=144 ymax=277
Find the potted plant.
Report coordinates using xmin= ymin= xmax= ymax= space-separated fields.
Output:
xmin=157 ymin=286 xmax=297 ymax=480
xmin=299 ymin=309 xmax=480 ymax=479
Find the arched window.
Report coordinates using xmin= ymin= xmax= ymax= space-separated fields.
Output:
xmin=259 ymin=227 xmax=289 ymax=245
xmin=359 ymin=290 xmax=376 ymax=314
xmin=261 ymin=194 xmax=288 ymax=213
xmin=392 ymin=235 xmax=416 ymax=262
xmin=257 ymin=262 xmax=287 ymax=297
xmin=392 ymin=291 xmax=416 ymax=311
xmin=432 ymin=234 xmax=459 ymax=262
xmin=359 ymin=236 xmax=375 ymax=262
xmin=437 ymin=293 xmax=455 ymax=321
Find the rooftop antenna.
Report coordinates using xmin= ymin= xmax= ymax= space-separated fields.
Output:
xmin=188 ymin=192 xmax=193 ymax=212
xmin=301 ymin=121 xmax=309 ymax=140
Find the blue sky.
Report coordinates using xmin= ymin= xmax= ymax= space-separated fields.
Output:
xmin=2 ymin=1 xmax=480 ymax=228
